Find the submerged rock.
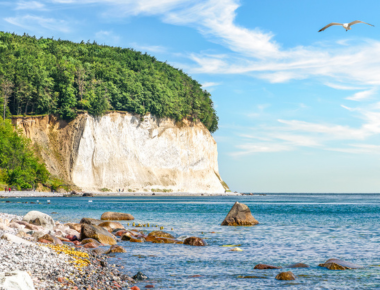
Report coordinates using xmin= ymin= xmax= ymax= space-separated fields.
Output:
xmin=221 ymin=202 xmax=259 ymax=226
xmin=100 ymin=212 xmax=135 ymax=221
xmin=133 ymin=271 xmax=148 ymax=281
xmin=147 ymin=231 xmax=175 ymax=239
xmin=80 ymin=224 xmax=117 ymax=245
xmin=184 ymin=237 xmax=207 ymax=246
xmin=319 ymin=258 xmax=363 ymax=270
xmin=22 ymin=211 xmax=55 ymax=230
xmin=254 ymin=264 xmax=282 ymax=270
xmin=275 ymin=271 xmax=296 ymax=280
xmin=287 ymin=263 xmax=309 ymax=268
xmin=105 ymin=245 xmax=126 ymax=254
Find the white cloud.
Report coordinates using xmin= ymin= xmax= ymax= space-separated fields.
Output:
xmin=231 ymin=102 xmax=380 ymax=156
xmin=325 ymin=82 xmax=366 ymax=91
xmin=231 ymin=143 xmax=293 ymax=156
xmin=15 ymin=1 xmax=46 ymax=10
xmin=4 ymin=15 xmax=70 ymax=33
xmin=201 ymin=82 xmax=220 ymax=88
xmin=346 ymin=88 xmax=377 ymax=101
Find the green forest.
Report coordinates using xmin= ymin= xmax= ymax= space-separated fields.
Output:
xmin=0 ymin=31 xmax=219 ymax=190
xmin=0 ymin=31 xmax=218 ymax=132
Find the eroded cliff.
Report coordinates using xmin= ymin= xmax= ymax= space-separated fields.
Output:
xmin=12 ymin=113 xmax=228 ymax=193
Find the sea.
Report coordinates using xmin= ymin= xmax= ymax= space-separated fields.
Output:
xmin=1 ymin=193 xmax=380 ymax=289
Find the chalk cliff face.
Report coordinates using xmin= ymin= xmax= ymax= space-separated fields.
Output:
xmin=12 ymin=113 xmax=228 ymax=193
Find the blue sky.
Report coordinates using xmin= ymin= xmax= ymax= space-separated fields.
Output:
xmin=2 ymin=0 xmax=380 ymax=192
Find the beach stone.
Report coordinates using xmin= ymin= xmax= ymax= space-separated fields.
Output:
xmin=145 ymin=286 xmax=154 ymax=289
xmin=0 ymin=271 xmax=35 ymax=290
xmin=92 ymin=248 xmax=105 ymax=255
xmin=147 ymin=231 xmax=175 ymax=239
xmin=254 ymin=264 xmax=282 ymax=269
xmin=221 ymin=202 xmax=259 ymax=226
xmin=32 ymin=230 xmax=49 ymax=240
xmin=22 ymin=211 xmax=55 ymax=230
xmin=100 ymin=212 xmax=135 ymax=221
xmin=133 ymin=271 xmax=148 ymax=281
xmin=105 ymin=245 xmax=126 ymax=254
xmin=98 ymin=221 xmax=124 ymax=232
xmin=287 ymin=263 xmax=309 ymax=268
xmin=80 ymin=218 xmax=104 ymax=226
xmin=121 ymin=233 xmax=132 ymax=241
xmin=184 ymin=237 xmax=207 ymax=246
xmin=80 ymin=224 xmax=117 ymax=245
xmin=1 ymin=233 xmax=35 ymax=247
xmin=38 ymin=238 xmax=53 ymax=244
xmin=65 ymin=223 xmax=82 ymax=232
xmin=318 ymin=258 xmax=363 ymax=270
xmin=40 ymin=234 xmax=63 ymax=245
xmin=275 ymin=271 xmax=296 ymax=280
xmin=9 ymin=222 xmax=23 ymax=230
xmin=131 ymin=287 xmax=140 ymax=290
xmin=115 ymin=230 xmax=127 ymax=237
xmin=0 ymin=223 xmax=9 ymax=231
xmin=84 ymin=242 xmax=99 ymax=248
xmin=81 ymin=238 xmax=101 ymax=245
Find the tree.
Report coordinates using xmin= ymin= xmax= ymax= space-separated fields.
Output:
xmin=0 ymin=77 xmax=14 ymax=120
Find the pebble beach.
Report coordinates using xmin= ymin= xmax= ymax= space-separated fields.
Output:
xmin=0 ymin=212 xmax=132 ymax=290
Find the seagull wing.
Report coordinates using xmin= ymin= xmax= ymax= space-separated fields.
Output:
xmin=348 ymin=20 xmax=374 ymax=27
xmin=318 ymin=23 xmax=343 ymax=32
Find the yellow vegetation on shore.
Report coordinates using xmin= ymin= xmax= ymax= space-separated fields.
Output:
xmin=42 ymin=244 xmax=90 ymax=268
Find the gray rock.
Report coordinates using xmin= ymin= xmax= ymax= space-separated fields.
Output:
xmin=0 ymin=271 xmax=35 ymax=290
xmin=221 ymin=202 xmax=259 ymax=226
xmin=22 ymin=211 xmax=55 ymax=230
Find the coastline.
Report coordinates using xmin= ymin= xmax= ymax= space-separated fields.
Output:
xmin=0 ymin=190 xmax=241 ymax=198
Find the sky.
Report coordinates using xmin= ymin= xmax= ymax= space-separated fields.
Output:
xmin=2 ymin=0 xmax=380 ymax=193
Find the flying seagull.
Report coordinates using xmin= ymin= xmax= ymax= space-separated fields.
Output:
xmin=319 ymin=20 xmax=374 ymax=32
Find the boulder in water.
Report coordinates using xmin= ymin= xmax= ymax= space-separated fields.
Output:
xmin=105 ymin=245 xmax=127 ymax=254
xmin=147 ymin=231 xmax=175 ymax=239
xmin=100 ymin=212 xmax=134 ymax=221
xmin=287 ymin=263 xmax=309 ymax=268
xmin=133 ymin=271 xmax=148 ymax=281
xmin=22 ymin=211 xmax=55 ymax=230
xmin=80 ymin=224 xmax=117 ymax=245
xmin=275 ymin=271 xmax=296 ymax=280
xmin=254 ymin=264 xmax=281 ymax=270
xmin=184 ymin=237 xmax=207 ymax=246
xmin=221 ymin=202 xmax=259 ymax=226
xmin=318 ymin=258 xmax=363 ymax=270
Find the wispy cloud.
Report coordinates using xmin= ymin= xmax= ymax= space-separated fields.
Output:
xmin=325 ymin=82 xmax=366 ymax=91
xmin=346 ymin=88 xmax=377 ymax=101
xmin=4 ymin=15 xmax=70 ymax=33
xmin=15 ymin=1 xmax=46 ymax=10
xmin=232 ymin=102 xmax=380 ymax=156
xmin=201 ymin=82 xmax=220 ymax=88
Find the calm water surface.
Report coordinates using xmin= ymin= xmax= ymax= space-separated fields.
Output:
xmin=1 ymin=193 xmax=380 ymax=289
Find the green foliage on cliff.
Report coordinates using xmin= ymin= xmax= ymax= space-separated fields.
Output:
xmin=0 ymin=32 xmax=218 ymax=132
xmin=0 ymin=120 xmax=50 ymax=189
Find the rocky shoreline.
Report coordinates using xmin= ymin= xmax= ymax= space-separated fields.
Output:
xmin=0 ymin=212 xmax=134 ymax=289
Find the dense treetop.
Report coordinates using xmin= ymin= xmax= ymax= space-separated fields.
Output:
xmin=0 ymin=32 xmax=218 ymax=132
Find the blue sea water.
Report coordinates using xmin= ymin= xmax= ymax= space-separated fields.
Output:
xmin=1 ymin=193 xmax=380 ymax=289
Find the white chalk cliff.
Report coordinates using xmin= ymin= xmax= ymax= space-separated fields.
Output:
xmin=13 ymin=112 xmax=228 ymax=193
